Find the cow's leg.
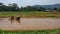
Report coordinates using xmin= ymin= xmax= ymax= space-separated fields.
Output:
xmin=10 ymin=20 xmax=14 ymax=24
xmin=16 ymin=19 xmax=20 ymax=23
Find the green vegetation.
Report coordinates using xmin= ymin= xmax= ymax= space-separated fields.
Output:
xmin=0 ymin=3 xmax=60 ymax=12
xmin=0 ymin=29 xmax=60 ymax=34
xmin=0 ymin=12 xmax=60 ymax=18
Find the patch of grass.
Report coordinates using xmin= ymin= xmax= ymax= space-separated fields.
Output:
xmin=0 ymin=12 xmax=60 ymax=18
xmin=0 ymin=29 xmax=60 ymax=34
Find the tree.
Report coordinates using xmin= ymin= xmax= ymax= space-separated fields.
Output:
xmin=8 ymin=3 xmax=19 ymax=11
xmin=57 ymin=8 xmax=60 ymax=11
xmin=54 ymin=8 xmax=57 ymax=11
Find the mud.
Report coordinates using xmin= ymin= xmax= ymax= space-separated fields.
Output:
xmin=0 ymin=18 xmax=60 ymax=30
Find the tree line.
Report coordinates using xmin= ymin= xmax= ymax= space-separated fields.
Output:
xmin=0 ymin=3 xmax=60 ymax=12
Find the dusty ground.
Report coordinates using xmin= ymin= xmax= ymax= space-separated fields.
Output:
xmin=0 ymin=18 xmax=60 ymax=30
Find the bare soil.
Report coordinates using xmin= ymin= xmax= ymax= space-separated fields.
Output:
xmin=0 ymin=18 xmax=60 ymax=30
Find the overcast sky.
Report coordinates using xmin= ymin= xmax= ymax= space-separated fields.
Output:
xmin=0 ymin=0 xmax=60 ymax=7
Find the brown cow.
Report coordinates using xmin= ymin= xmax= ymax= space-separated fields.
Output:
xmin=10 ymin=16 xmax=14 ymax=24
xmin=16 ymin=17 xmax=21 ymax=23
xmin=10 ymin=16 xmax=21 ymax=24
